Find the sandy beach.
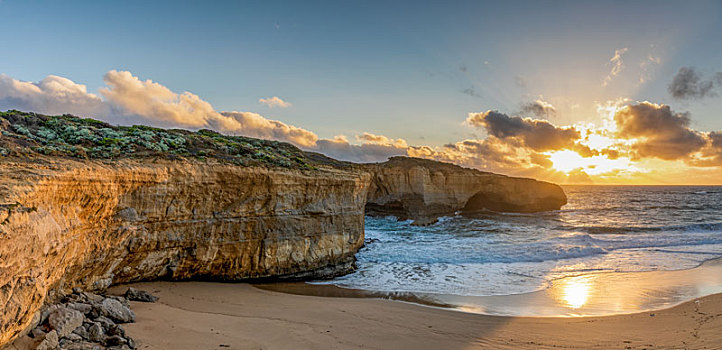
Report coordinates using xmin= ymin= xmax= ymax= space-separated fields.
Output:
xmin=98 ymin=281 xmax=722 ymax=350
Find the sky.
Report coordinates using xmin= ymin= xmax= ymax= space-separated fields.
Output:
xmin=1 ymin=0 xmax=722 ymax=184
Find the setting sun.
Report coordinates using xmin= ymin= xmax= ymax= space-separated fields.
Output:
xmin=547 ymin=149 xmax=634 ymax=175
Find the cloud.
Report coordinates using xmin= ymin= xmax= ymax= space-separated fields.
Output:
xmin=355 ymin=132 xmax=408 ymax=148
xmin=567 ymin=168 xmax=593 ymax=184
xmin=520 ymin=99 xmax=556 ymax=119
xmin=461 ymin=87 xmax=482 ymax=98
xmin=100 ymin=70 xmax=242 ymax=130
xmin=315 ymin=135 xmax=408 ymax=163
xmin=692 ymin=132 xmax=722 ymax=166
xmin=258 ymin=96 xmax=292 ymax=108
xmin=602 ymin=47 xmax=629 ymax=86
xmin=466 ymin=110 xmax=580 ymax=151
xmin=668 ymin=67 xmax=722 ymax=100
xmin=613 ymin=102 xmax=706 ymax=160
xmin=221 ymin=111 xmax=318 ymax=147
xmin=639 ymin=55 xmax=661 ymax=83
xmin=0 ymin=74 xmax=109 ymax=117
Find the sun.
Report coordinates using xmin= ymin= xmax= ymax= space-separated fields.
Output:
xmin=548 ymin=150 xmax=586 ymax=173
xmin=547 ymin=149 xmax=635 ymax=176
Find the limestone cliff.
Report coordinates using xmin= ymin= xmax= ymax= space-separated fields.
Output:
xmin=0 ymin=158 xmax=369 ymax=346
xmin=364 ymin=157 xmax=567 ymax=223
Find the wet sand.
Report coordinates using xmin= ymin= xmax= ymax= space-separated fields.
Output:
xmin=111 ymin=280 xmax=722 ymax=350
xmin=258 ymin=258 xmax=722 ymax=317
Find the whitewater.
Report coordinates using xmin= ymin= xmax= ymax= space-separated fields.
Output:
xmin=322 ymin=186 xmax=722 ymax=297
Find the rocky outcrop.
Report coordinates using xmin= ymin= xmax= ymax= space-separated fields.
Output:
xmin=29 ymin=288 xmax=151 ymax=349
xmin=0 ymin=158 xmax=369 ymax=346
xmin=364 ymin=157 xmax=567 ymax=224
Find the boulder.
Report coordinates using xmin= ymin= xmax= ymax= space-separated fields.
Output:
xmin=88 ymin=322 xmax=105 ymax=342
xmin=48 ymin=307 xmax=84 ymax=337
xmin=124 ymin=288 xmax=159 ymax=302
xmin=35 ymin=330 xmax=58 ymax=350
xmin=99 ymin=298 xmax=135 ymax=323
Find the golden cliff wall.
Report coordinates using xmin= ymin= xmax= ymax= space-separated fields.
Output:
xmin=0 ymin=158 xmax=369 ymax=346
xmin=364 ymin=157 xmax=567 ymax=223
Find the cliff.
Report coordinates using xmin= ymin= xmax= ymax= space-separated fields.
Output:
xmin=0 ymin=158 xmax=368 ymax=346
xmin=364 ymin=157 xmax=567 ymax=224
xmin=0 ymin=111 xmax=566 ymax=347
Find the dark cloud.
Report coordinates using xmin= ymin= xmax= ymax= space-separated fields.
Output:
xmin=668 ymin=67 xmax=722 ymax=100
xmin=462 ymin=87 xmax=482 ymax=98
xmin=466 ymin=110 xmax=580 ymax=151
xmin=520 ymin=99 xmax=556 ymax=119
xmin=529 ymin=152 xmax=553 ymax=168
xmin=600 ymin=148 xmax=621 ymax=160
xmin=572 ymin=143 xmax=599 ymax=158
xmin=614 ymin=102 xmax=706 ymax=160
xmin=689 ymin=132 xmax=722 ymax=167
xmin=436 ymin=137 xmax=525 ymax=169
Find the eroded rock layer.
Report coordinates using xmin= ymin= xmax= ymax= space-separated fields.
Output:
xmin=364 ymin=157 xmax=567 ymax=223
xmin=0 ymin=158 xmax=369 ymax=346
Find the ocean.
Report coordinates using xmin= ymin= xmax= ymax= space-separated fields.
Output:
xmin=321 ymin=186 xmax=722 ymax=300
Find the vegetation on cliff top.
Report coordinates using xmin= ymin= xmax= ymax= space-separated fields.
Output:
xmin=0 ymin=110 xmax=314 ymax=169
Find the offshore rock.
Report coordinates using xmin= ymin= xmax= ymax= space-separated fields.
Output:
xmin=364 ymin=157 xmax=567 ymax=223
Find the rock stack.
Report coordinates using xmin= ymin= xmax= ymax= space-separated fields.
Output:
xmin=29 ymin=288 xmax=157 ymax=350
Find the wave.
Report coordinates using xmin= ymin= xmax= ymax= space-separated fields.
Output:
xmin=362 ymin=221 xmax=722 ymax=266
xmin=578 ymin=222 xmax=722 ymax=235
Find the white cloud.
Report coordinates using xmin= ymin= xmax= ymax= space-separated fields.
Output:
xmin=602 ymin=48 xmax=628 ymax=86
xmin=258 ymin=96 xmax=292 ymax=108
xmin=100 ymin=70 xmax=241 ymax=130
xmin=355 ymin=132 xmax=408 ymax=148
xmin=0 ymin=74 xmax=108 ymax=117
xmin=221 ymin=111 xmax=318 ymax=147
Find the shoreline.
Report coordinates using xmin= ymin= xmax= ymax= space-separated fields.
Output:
xmin=106 ymin=281 xmax=722 ymax=349
xmin=257 ymin=257 xmax=722 ymax=317
xmin=9 ymin=260 xmax=722 ymax=349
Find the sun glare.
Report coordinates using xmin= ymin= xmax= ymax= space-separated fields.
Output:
xmin=558 ymin=275 xmax=594 ymax=309
xmin=547 ymin=149 xmax=634 ymax=176
xmin=548 ymin=150 xmax=585 ymax=173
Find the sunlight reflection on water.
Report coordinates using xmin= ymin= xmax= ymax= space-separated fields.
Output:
xmin=558 ymin=275 xmax=594 ymax=309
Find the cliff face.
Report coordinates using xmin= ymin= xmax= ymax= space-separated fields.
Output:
xmin=0 ymin=158 xmax=369 ymax=346
xmin=364 ymin=157 xmax=567 ymax=223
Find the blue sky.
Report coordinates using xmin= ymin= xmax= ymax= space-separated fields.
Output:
xmin=2 ymin=1 xmax=722 ymax=183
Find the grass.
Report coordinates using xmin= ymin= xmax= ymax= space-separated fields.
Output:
xmin=0 ymin=110 xmax=315 ymax=169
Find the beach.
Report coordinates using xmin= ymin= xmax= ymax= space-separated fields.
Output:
xmin=102 ymin=281 xmax=722 ymax=350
